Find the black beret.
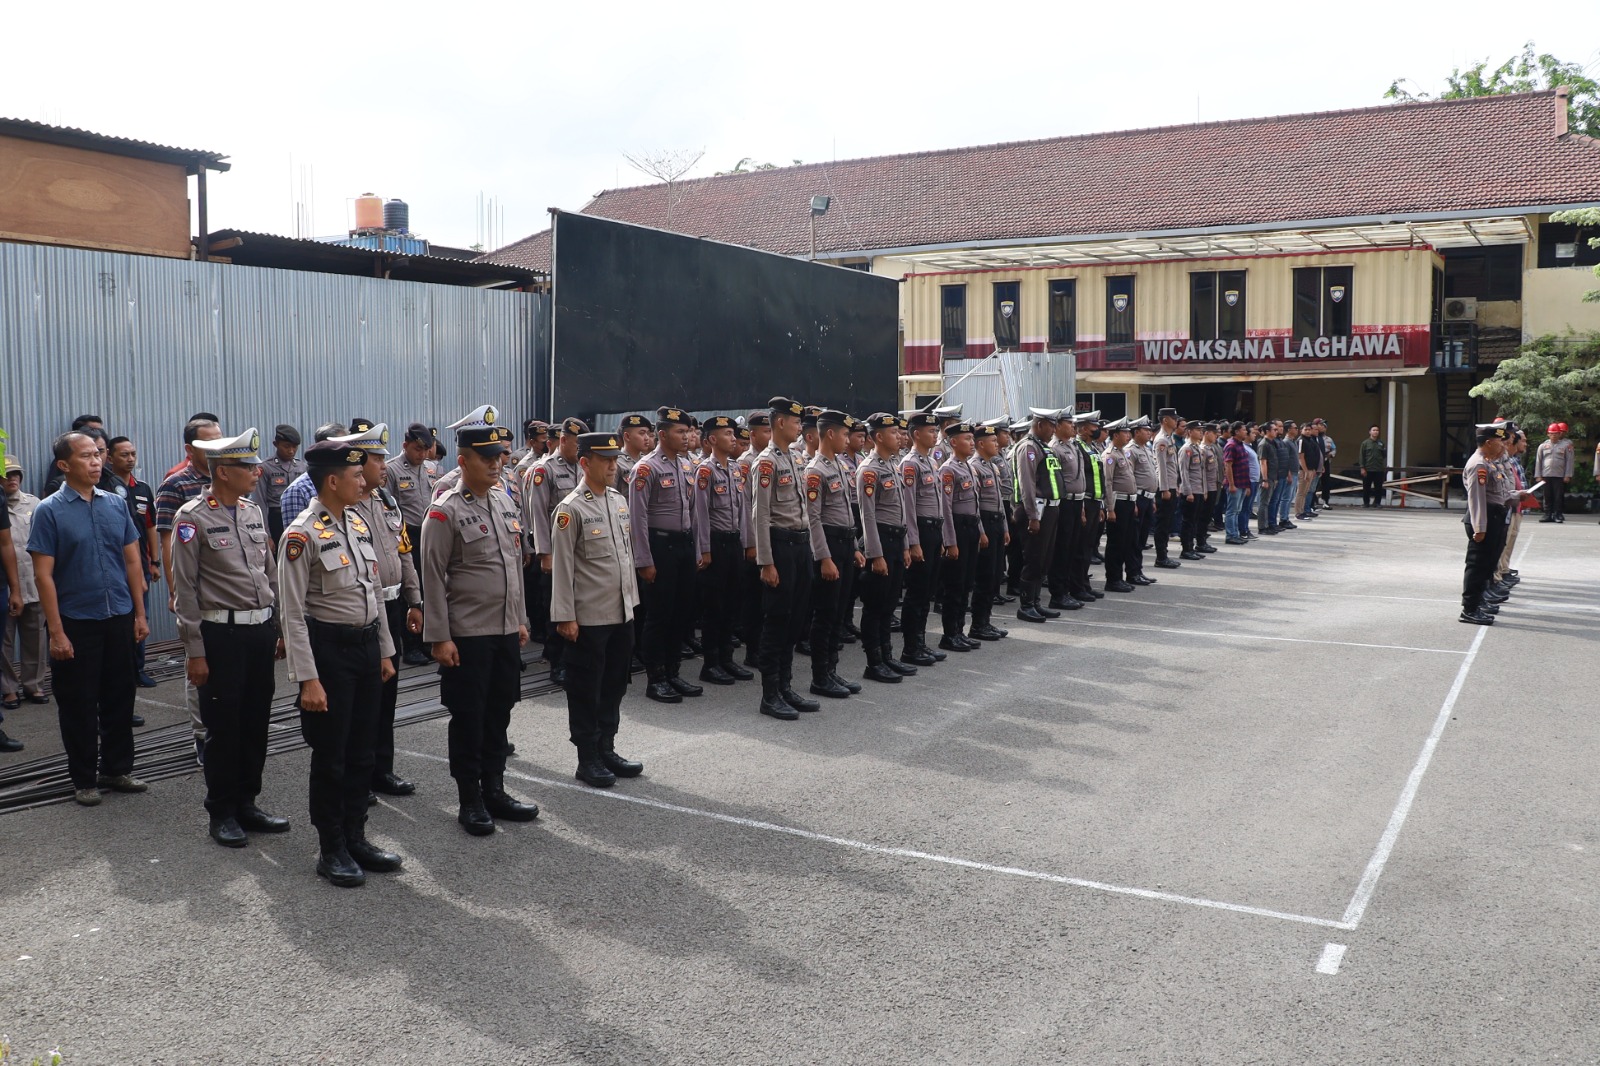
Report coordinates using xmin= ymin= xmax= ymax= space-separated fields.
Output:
xmin=769 ymin=396 xmax=804 ymax=417
xmin=305 ymin=440 xmax=366 ymax=469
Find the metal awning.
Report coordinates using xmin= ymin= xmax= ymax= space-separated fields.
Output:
xmin=895 ymin=216 xmax=1533 ymax=272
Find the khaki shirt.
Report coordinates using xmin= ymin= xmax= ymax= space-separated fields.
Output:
xmin=420 ymin=484 xmax=527 ymax=643
xmin=804 ymin=453 xmax=854 ymax=559
xmin=1102 ymin=446 xmax=1137 ymax=498
xmin=6 ymin=492 xmax=40 ymax=602
xmin=1050 ymin=436 xmax=1085 ymax=495
xmin=523 ymin=453 xmax=580 ymax=556
xmin=170 ymin=492 xmax=278 ymax=658
xmin=253 ymin=456 xmax=306 ymax=511
xmin=751 ymin=445 xmax=809 ymax=566
xmin=1536 ymin=438 xmax=1574 ymax=478
xmin=857 ymin=452 xmax=915 ymax=558
xmin=383 ymin=456 xmax=436 ymax=526
xmin=352 ymin=489 xmax=422 ymax=609
xmin=1153 ymin=431 xmax=1180 ymax=492
xmin=1178 ymin=441 xmax=1207 ymax=496
xmin=693 ymin=455 xmax=748 ymax=556
xmin=550 ymin=483 xmax=639 ymax=626
xmin=278 ymin=503 xmax=392 ymax=683
xmin=1130 ymin=440 xmax=1159 ymax=491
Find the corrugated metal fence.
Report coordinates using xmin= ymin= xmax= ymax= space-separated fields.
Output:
xmin=941 ymin=351 xmax=1076 ymax=421
xmin=0 ymin=242 xmax=545 ymax=641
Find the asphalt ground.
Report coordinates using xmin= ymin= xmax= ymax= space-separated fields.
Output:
xmin=1 ymin=504 xmax=1596 ymax=1064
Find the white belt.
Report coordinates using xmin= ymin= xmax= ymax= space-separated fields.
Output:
xmin=381 ymin=583 xmax=403 ymax=602
xmin=201 ymin=606 xmax=273 ymax=625
xmin=1065 ymin=493 xmax=1087 ymax=500
xmin=1115 ymin=493 xmax=1139 ymax=502
xmin=1044 ymin=499 xmax=1061 ymax=507
xmin=1138 ymin=490 xmax=1156 ymax=498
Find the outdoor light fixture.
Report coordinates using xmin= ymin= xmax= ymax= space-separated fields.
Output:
xmin=811 ymin=195 xmax=831 ymax=215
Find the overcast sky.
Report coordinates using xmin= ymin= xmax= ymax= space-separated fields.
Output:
xmin=6 ymin=1 xmax=1595 ymax=252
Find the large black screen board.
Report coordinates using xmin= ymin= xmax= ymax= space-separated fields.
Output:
xmin=549 ymin=212 xmax=899 ymax=420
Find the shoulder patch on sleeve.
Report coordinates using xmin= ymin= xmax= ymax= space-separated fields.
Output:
xmin=556 ymin=511 xmax=572 ymax=530
xmin=531 ymin=469 xmax=544 ymax=485
xmin=175 ymin=521 xmax=197 ymax=543
xmin=1476 ymin=467 xmax=1488 ymax=484
xmin=942 ymin=469 xmax=954 ymax=484
xmin=697 ymin=466 xmax=711 ymax=490
xmin=284 ymin=530 xmax=307 ymax=561
xmin=805 ymin=471 xmax=822 ymax=489
xmin=427 ymin=508 xmax=449 ymax=523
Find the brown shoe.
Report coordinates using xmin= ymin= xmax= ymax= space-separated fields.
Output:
xmin=96 ymin=774 xmax=149 ymax=793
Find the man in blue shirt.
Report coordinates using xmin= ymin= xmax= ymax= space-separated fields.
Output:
xmin=28 ymin=432 xmax=151 ymax=806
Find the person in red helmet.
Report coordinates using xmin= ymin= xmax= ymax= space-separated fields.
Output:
xmin=1535 ymin=422 xmax=1575 ymax=523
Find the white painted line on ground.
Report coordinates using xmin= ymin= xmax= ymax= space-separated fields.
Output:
xmin=1005 ymin=620 xmax=1468 ymax=656
xmin=135 ymin=696 xmax=186 ymax=711
xmin=1316 ymin=943 xmax=1348 ymax=975
xmin=400 ymin=748 xmax=1351 ymax=931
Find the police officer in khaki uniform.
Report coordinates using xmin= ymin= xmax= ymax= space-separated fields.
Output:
xmin=1100 ymin=418 xmax=1139 ymax=593
xmin=524 ymin=417 xmax=585 ymax=686
xmin=693 ymin=415 xmax=751 ymax=686
xmin=936 ymin=422 xmax=984 ymax=651
xmin=385 ymin=424 xmax=437 ymax=665
xmin=341 ymin=423 xmax=424 ymax=798
xmin=1461 ymin=422 xmax=1513 ymax=624
xmin=629 ymin=408 xmax=702 ymax=703
xmin=804 ymin=409 xmax=864 ymax=699
xmin=856 ymin=413 xmax=917 ymax=683
xmin=171 ymin=428 xmax=289 ymax=849
xmin=1126 ymin=416 xmax=1158 ymax=585
xmin=422 ymin=404 xmax=537 ymax=836
xmin=253 ymin=424 xmax=305 ymax=546
xmin=1152 ymin=408 xmax=1182 ymax=568
xmin=751 ymin=397 xmax=817 ymax=720
xmin=279 ymin=441 xmax=401 ymax=888
xmin=1044 ymin=410 xmax=1087 ymax=612
xmin=551 ymin=432 xmax=643 ymax=788
xmin=968 ymin=423 xmax=1010 ymax=641
xmin=1012 ymin=409 xmax=1063 ymax=623
xmin=899 ymin=410 xmax=952 ymax=664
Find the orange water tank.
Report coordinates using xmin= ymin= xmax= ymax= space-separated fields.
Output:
xmin=353 ymin=193 xmax=384 ymax=231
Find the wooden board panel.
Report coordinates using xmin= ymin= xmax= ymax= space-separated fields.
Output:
xmin=0 ymin=135 xmax=192 ymax=259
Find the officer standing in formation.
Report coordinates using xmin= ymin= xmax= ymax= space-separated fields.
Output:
xmin=629 ymin=408 xmax=702 ymax=703
xmin=343 ymin=422 xmax=424 ymax=799
xmin=384 ymin=424 xmax=437 ymax=665
xmin=420 ymin=405 xmax=538 ymax=836
xmin=693 ymin=415 xmax=750 ymax=686
xmin=1100 ymin=418 xmax=1140 ymax=593
xmin=1011 ymin=409 xmax=1062 ymax=623
xmin=751 ymin=397 xmax=817 ymax=719
xmin=898 ymin=411 xmax=951 ymax=665
xmin=1127 ymin=417 xmax=1158 ymax=584
xmin=1460 ymin=422 xmax=1515 ymax=625
xmin=1044 ymin=411 xmax=1086 ymax=612
xmin=549 ymin=432 xmax=644 ymax=788
xmin=856 ymin=413 xmax=916 ymax=684
xmin=170 ymin=428 xmax=289 ymax=848
xmin=936 ymin=422 xmax=984 ymax=651
xmin=279 ymin=440 xmax=401 ymax=888
xmin=968 ymin=424 xmax=1010 ymax=641
xmin=524 ymin=417 xmax=585 ymax=685
xmin=1151 ymin=408 xmax=1182 ymax=569
xmin=804 ymin=409 xmax=864 ymax=697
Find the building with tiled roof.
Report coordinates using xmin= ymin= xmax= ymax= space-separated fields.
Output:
xmin=488 ymin=90 xmax=1600 ymax=467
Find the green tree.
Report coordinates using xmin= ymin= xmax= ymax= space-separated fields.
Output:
xmin=1385 ymin=42 xmax=1600 ymax=137
xmin=1548 ymin=206 xmax=1600 ymax=303
xmin=1470 ymin=333 xmax=1600 ymax=438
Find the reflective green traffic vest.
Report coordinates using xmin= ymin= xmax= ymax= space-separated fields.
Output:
xmin=1079 ymin=440 xmax=1104 ymax=499
xmin=1012 ymin=437 xmax=1062 ymax=503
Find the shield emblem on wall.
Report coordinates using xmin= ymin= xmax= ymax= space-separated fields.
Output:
xmin=1329 ymin=285 xmax=1346 ymax=304
xmin=1224 ymin=290 xmax=1239 ymax=307
xmin=1000 ymin=300 xmax=1015 ymax=319
xmin=1112 ymin=294 xmax=1129 ymax=313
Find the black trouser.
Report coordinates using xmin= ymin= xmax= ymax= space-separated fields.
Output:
xmin=198 ymin=619 xmax=277 ymax=817
xmin=972 ymin=511 xmax=1007 ymax=626
xmin=758 ymin=528 xmax=813 ymax=686
xmin=701 ymin=530 xmax=743 ymax=666
xmin=1105 ymin=499 xmax=1136 ymax=582
xmin=373 ymin=597 xmax=407 ymax=779
xmin=402 ymin=525 xmax=425 ymax=657
xmin=741 ymin=555 xmax=764 ymax=662
xmin=298 ymin=618 xmax=382 ymax=842
xmin=939 ymin=514 xmax=981 ymax=637
xmin=1074 ymin=499 xmax=1101 ymax=592
xmin=1130 ymin=496 xmax=1153 ymax=576
xmin=1362 ymin=471 xmax=1385 ymax=506
xmin=1201 ymin=493 xmax=1217 ymax=543
xmin=1179 ymin=494 xmax=1199 ymax=551
xmin=903 ymin=516 xmax=944 ymax=645
xmin=1018 ymin=503 xmax=1060 ymax=603
xmin=1320 ymin=469 xmax=1334 ymax=506
xmin=1544 ymin=480 xmax=1566 ymax=518
xmin=861 ymin=525 xmax=907 ymax=652
xmin=640 ymin=529 xmax=695 ymax=680
xmin=1154 ymin=492 xmax=1177 ymax=560
xmin=1046 ymin=498 xmax=1080 ymax=599
xmin=564 ymin=622 xmax=633 ymax=759
xmin=1004 ymin=508 xmax=1026 ymax=592
xmin=1462 ymin=507 xmax=1509 ymax=611
xmin=53 ymin=612 xmax=136 ymax=790
xmin=809 ymin=525 xmax=858 ymax=677
xmin=266 ymin=506 xmax=286 ymax=547
xmin=440 ymin=632 xmax=521 ymax=784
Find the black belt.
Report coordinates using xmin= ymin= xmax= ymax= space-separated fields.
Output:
xmin=979 ymin=510 xmax=1005 ymax=521
xmin=917 ymin=516 xmax=942 ymax=526
xmin=649 ymin=528 xmax=692 ymax=543
xmin=876 ymin=523 xmax=906 ymax=536
xmin=770 ymin=528 xmax=808 ymax=544
xmin=953 ymin=512 xmax=980 ymax=525
xmin=710 ymin=529 xmax=742 ymax=541
xmin=823 ymin=524 xmax=854 ymax=537
xmin=305 ymin=617 xmax=381 ymax=645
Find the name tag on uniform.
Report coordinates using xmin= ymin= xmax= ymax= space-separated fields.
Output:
xmin=658 ymin=476 xmax=675 ymax=488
